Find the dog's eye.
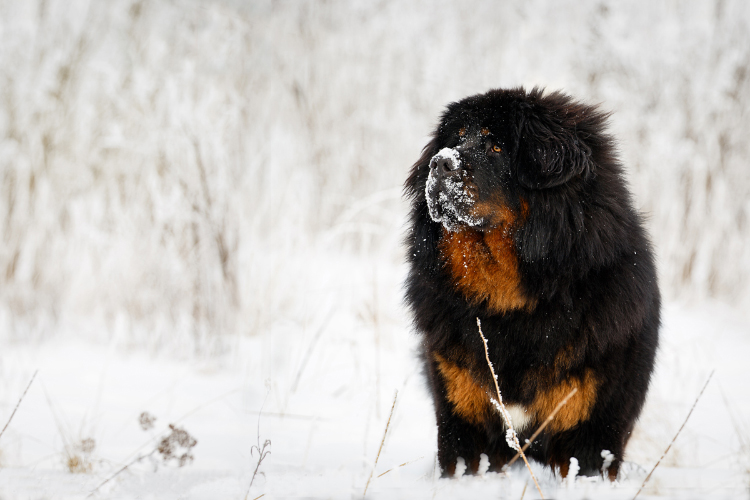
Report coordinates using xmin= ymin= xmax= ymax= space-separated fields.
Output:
xmin=459 ymin=127 xmax=466 ymax=137
xmin=492 ymin=145 xmax=502 ymax=153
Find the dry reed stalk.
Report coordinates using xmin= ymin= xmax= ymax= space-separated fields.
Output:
xmin=632 ymin=370 xmax=714 ymax=500
xmin=477 ymin=318 xmax=544 ymax=499
xmin=291 ymin=308 xmax=335 ymax=393
xmin=519 ymin=480 xmax=528 ymax=500
xmin=376 ymin=455 xmax=424 ymax=478
xmin=245 ymin=392 xmax=271 ymax=500
xmin=363 ymin=390 xmax=398 ymax=498
xmin=87 ymin=449 xmax=157 ymax=497
xmin=506 ymin=387 xmax=578 ymax=468
xmin=89 ymin=388 xmax=240 ymax=496
xmin=0 ymin=370 xmax=38 ymax=442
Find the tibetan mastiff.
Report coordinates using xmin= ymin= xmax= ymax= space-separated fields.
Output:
xmin=404 ymin=87 xmax=660 ymax=479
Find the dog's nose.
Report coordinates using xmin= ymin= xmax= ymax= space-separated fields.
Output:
xmin=434 ymin=157 xmax=458 ymax=174
xmin=430 ymin=149 xmax=461 ymax=175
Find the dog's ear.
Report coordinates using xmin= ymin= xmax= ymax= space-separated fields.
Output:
xmin=514 ymin=102 xmax=595 ymax=189
xmin=404 ymin=136 xmax=439 ymax=202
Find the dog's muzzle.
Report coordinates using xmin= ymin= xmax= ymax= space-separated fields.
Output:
xmin=429 ymin=148 xmax=462 ymax=176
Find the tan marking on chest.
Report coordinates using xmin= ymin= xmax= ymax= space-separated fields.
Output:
xmin=529 ymin=369 xmax=599 ymax=433
xmin=434 ymin=353 xmax=489 ymax=425
xmin=439 ymin=224 xmax=534 ymax=314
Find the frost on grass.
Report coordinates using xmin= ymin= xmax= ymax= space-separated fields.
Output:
xmin=488 ymin=397 xmax=520 ymax=451
xmin=425 ymin=148 xmax=484 ymax=232
xmin=505 ymin=428 xmax=519 ymax=451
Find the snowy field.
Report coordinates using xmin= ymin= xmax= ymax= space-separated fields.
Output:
xmin=1 ymin=0 xmax=749 ymax=498
xmin=0 ymin=288 xmax=749 ymax=499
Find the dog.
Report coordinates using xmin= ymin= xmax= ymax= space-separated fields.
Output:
xmin=404 ymin=87 xmax=660 ymax=479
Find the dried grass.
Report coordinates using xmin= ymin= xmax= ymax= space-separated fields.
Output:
xmin=477 ymin=318 xmax=544 ymax=499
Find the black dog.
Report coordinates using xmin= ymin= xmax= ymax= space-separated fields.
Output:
xmin=404 ymin=87 xmax=660 ymax=479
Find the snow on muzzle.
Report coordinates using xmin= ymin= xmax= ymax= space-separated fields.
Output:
xmin=429 ymin=147 xmax=461 ymax=174
xmin=425 ymin=148 xmax=483 ymax=231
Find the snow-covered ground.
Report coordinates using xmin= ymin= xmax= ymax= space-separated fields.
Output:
xmin=1 ymin=281 xmax=748 ymax=499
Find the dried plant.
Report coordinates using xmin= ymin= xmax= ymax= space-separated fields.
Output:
xmin=633 ymin=371 xmax=714 ymax=500
xmin=0 ymin=370 xmax=38 ymax=443
xmin=138 ymin=412 xmax=156 ymax=431
xmin=157 ymin=424 xmax=198 ymax=467
xmin=363 ymin=390 xmax=398 ymax=498
xmin=66 ymin=437 xmax=97 ymax=473
xmin=245 ymin=394 xmax=272 ymax=500
xmin=477 ymin=319 xmax=544 ymax=499
xmin=89 ymin=413 xmax=198 ymax=497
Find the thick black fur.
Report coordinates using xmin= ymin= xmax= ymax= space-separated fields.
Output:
xmin=404 ymin=87 xmax=660 ymax=479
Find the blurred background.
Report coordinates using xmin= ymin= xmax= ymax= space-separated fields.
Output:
xmin=1 ymin=0 xmax=749 ymax=351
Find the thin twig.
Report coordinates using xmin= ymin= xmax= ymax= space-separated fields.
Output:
xmin=245 ymin=440 xmax=271 ymax=499
xmin=108 ymin=387 xmax=242 ymax=473
xmin=0 ymin=370 xmax=38 ymax=442
xmin=519 ymin=480 xmax=528 ymax=500
xmin=87 ymin=450 xmax=157 ymax=497
xmin=291 ymin=308 xmax=336 ymax=392
xmin=506 ymin=387 xmax=578 ymax=468
xmin=90 ymin=389 xmax=238 ymax=497
xmin=632 ymin=370 xmax=714 ymax=500
xmin=477 ymin=318 xmax=544 ymax=499
xmin=363 ymin=390 xmax=398 ymax=498
xmin=377 ymin=455 xmax=424 ymax=478
xmin=245 ymin=391 xmax=272 ymax=499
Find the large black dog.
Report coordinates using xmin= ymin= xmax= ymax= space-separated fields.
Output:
xmin=404 ymin=87 xmax=660 ymax=479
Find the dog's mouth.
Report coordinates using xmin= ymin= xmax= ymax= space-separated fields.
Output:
xmin=425 ymin=148 xmax=484 ymax=232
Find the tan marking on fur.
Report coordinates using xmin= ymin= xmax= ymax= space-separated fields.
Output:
xmin=529 ymin=369 xmax=599 ymax=433
xmin=607 ymin=464 xmax=618 ymax=481
xmin=434 ymin=353 xmax=489 ymax=425
xmin=519 ymin=198 xmax=529 ymax=219
xmin=481 ymin=127 xmax=490 ymax=136
xmin=553 ymin=345 xmax=576 ymax=373
xmin=469 ymin=197 xmax=515 ymax=227
xmin=556 ymin=459 xmax=570 ymax=478
xmin=439 ymin=222 xmax=535 ymax=313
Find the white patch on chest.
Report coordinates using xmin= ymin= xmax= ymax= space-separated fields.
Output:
xmin=504 ymin=404 xmax=533 ymax=432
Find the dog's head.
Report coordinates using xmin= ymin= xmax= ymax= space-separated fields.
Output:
xmin=411 ymin=87 xmax=603 ymax=233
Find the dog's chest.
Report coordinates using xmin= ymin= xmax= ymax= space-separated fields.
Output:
xmin=438 ymin=227 xmax=534 ymax=313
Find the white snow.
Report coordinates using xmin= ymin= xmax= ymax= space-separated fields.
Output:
xmin=478 ymin=453 xmax=490 ymax=477
xmin=454 ymin=457 xmax=467 ymax=479
xmin=568 ymin=457 xmax=580 ymax=488
xmin=0 ymin=299 xmax=748 ymax=499
xmin=432 ymin=148 xmax=462 ymax=168
xmin=602 ymin=449 xmax=615 ymax=476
